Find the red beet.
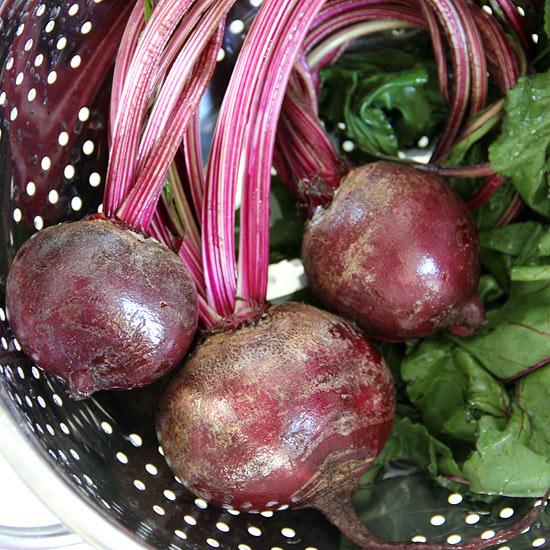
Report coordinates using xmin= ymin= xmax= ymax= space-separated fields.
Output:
xmin=301 ymin=161 xmax=485 ymax=341
xmin=6 ymin=218 xmax=198 ymax=398
xmin=156 ymin=302 xmax=395 ymax=537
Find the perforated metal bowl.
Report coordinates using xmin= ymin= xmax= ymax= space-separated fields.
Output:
xmin=0 ymin=1 xmax=548 ymax=549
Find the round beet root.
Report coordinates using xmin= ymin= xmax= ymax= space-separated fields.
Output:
xmin=301 ymin=161 xmax=485 ymax=341
xmin=6 ymin=218 xmax=198 ymax=398
xmin=156 ymin=301 xmax=394 ymax=519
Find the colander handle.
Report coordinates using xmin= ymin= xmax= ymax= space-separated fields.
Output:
xmin=0 ymin=524 xmax=83 ymax=549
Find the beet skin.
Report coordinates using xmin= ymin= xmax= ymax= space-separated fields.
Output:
xmin=156 ymin=301 xmax=395 ymax=512
xmin=6 ymin=218 xmax=198 ymax=398
xmin=302 ymin=161 xmax=485 ymax=341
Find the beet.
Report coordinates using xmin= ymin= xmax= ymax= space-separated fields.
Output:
xmin=156 ymin=302 xmax=395 ymax=537
xmin=6 ymin=218 xmax=198 ymax=398
xmin=301 ymin=161 xmax=485 ymax=341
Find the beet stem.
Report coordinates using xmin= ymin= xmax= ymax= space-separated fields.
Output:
xmin=315 ymin=488 xmax=549 ymax=550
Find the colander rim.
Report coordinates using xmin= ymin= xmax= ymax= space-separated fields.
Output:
xmin=0 ymin=381 xmax=154 ymax=550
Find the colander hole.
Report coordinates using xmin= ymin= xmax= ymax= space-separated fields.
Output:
xmin=83 ymin=474 xmax=93 ymax=486
xmin=45 ymin=20 xmax=55 ymax=33
xmin=71 ymin=55 xmax=82 ymax=69
xmin=36 ymin=4 xmax=46 ymax=16
xmin=78 ymin=107 xmax=91 ymax=121
xmin=184 ymin=515 xmax=197 ymax=526
xmin=58 ymin=131 xmax=70 ymax=146
xmin=26 ymin=181 xmax=36 ymax=195
xmin=60 ymin=422 xmax=70 ymax=434
xmin=82 ymin=140 xmax=95 ymax=155
xmin=34 ymin=53 xmax=44 ymax=67
xmin=277 ymin=504 xmax=289 ymax=510
xmin=430 ymin=515 xmax=446 ymax=526
xmin=250 ymin=0 xmax=264 ymax=6
xmin=52 ymin=393 xmax=63 ymax=406
xmin=481 ymin=530 xmax=496 ymax=540
xmin=342 ymin=139 xmax=355 ymax=152
xmin=37 ymin=395 xmax=46 ymax=407
xmin=134 ymin=479 xmax=146 ymax=490
xmin=34 ymin=216 xmax=44 ymax=230
xmin=59 ymin=450 xmax=68 ymax=461
xmin=206 ymin=538 xmax=220 ymax=548
xmin=48 ymin=190 xmax=59 ymax=204
xmin=64 ymin=165 xmax=75 ymax=179
xmin=305 ymin=547 xmax=320 ymax=550
xmin=89 ymin=172 xmax=102 ymax=187
xmin=0 ymin=308 xmax=6 ymax=322
xmin=24 ymin=38 xmax=34 ymax=51
xmin=56 ymin=36 xmax=67 ymax=50
xmin=71 ymin=196 xmax=83 ymax=211
xmin=68 ymin=4 xmax=79 ymax=16
xmin=15 ymin=72 xmax=24 ymax=85
xmin=227 ymin=509 xmax=240 ymax=515
xmin=532 ymin=538 xmax=547 ymax=547
xmin=16 ymin=23 xmax=24 ymax=35
xmin=97 ymin=203 xmax=104 ymax=213
xmin=1 ymin=337 xmax=7 ymax=350
xmin=281 ymin=527 xmax=296 ymax=538
xmin=261 ymin=510 xmax=273 ymax=517
xmin=93 ymin=0 xmax=104 ymax=3
xmin=499 ymin=507 xmax=514 ymax=518
xmin=237 ymin=545 xmax=251 ymax=550
xmin=5 ymin=57 xmax=13 ymax=70
xmin=81 ymin=21 xmax=92 ymax=34
xmin=153 ymin=505 xmax=165 ymax=516
xmin=26 ymin=396 xmax=35 ymax=409
xmin=248 ymin=526 xmax=262 ymax=537
xmin=10 ymin=107 xmax=18 ymax=121
xmin=16 ymin=366 xmax=25 ymax=379
xmin=13 ymin=339 xmax=21 ymax=351
xmin=116 ymin=451 xmax=128 ymax=464
xmin=100 ymin=499 xmax=111 ymax=509
xmin=46 ymin=424 xmax=55 ymax=435
xmin=412 ymin=535 xmax=427 ymax=543
xmin=14 ymin=392 xmax=22 ymax=406
xmin=216 ymin=48 xmax=226 ymax=62
xmin=70 ymin=448 xmax=80 ymax=460
xmin=72 ymin=474 xmax=83 ymax=486
xmin=194 ymin=498 xmax=208 ymax=509
xmin=465 ymin=513 xmax=480 ymax=524
xmin=47 ymin=71 xmax=57 ymax=84
xmin=41 ymin=156 xmax=51 ymax=171
xmin=174 ymin=530 xmax=187 ymax=540
xmin=216 ymin=522 xmax=230 ymax=532
xmin=0 ymin=92 xmax=6 ymax=105
xmin=145 ymin=462 xmax=158 ymax=475
xmin=13 ymin=208 xmax=22 ymax=222
xmin=229 ymin=19 xmax=245 ymax=34
xmin=163 ymin=489 xmax=176 ymax=501
xmin=158 ymin=445 xmax=165 ymax=456
xmin=128 ymin=433 xmax=143 ymax=446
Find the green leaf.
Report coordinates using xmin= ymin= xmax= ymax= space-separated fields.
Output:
xmin=451 ymin=281 xmax=550 ymax=379
xmin=319 ymin=50 xmax=447 ymax=159
xmin=517 ymin=364 xmax=550 ymax=455
xmin=462 ymin=403 xmax=550 ymax=497
xmin=401 ymin=338 xmax=509 ymax=443
xmin=488 ymin=72 xmax=550 ymax=218
xmin=359 ymin=415 xmax=464 ymax=491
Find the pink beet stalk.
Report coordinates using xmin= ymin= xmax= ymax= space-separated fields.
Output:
xmin=202 ymin=0 xmax=328 ymax=319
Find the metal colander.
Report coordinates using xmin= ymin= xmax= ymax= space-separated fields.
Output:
xmin=0 ymin=1 xmax=548 ymax=549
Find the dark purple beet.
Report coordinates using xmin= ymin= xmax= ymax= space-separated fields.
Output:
xmin=301 ymin=161 xmax=485 ymax=341
xmin=6 ymin=218 xmax=198 ymax=398
xmin=156 ymin=302 xmax=395 ymax=533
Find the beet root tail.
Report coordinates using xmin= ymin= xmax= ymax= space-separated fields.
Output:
xmin=313 ymin=487 xmax=549 ymax=550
